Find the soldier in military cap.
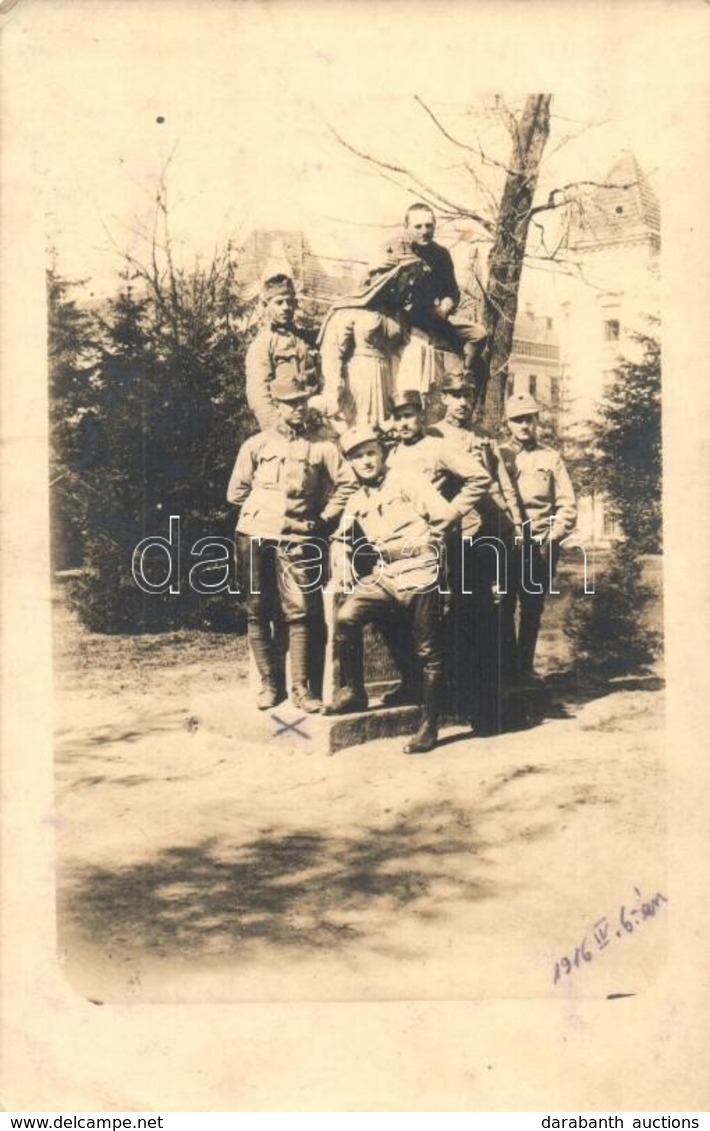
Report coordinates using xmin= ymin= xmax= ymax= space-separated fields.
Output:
xmin=386 ymin=388 xmax=493 ymax=540
xmin=246 ymin=273 xmax=319 ymax=430
xmin=499 ymin=393 xmax=577 ymax=686
xmin=429 ymin=372 xmax=524 ymax=733
xmin=430 ymin=373 xmax=522 ymax=526
xmin=327 ymin=425 xmax=458 ymax=754
xmin=227 ymin=372 xmax=356 ymax=712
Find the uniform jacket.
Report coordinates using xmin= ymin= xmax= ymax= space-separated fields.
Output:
xmin=428 ymin=421 xmax=524 ymax=530
xmin=409 ymin=241 xmax=460 ymax=322
xmin=245 ymin=324 xmax=318 ymax=430
xmin=499 ymin=439 xmax=577 ymax=542
xmin=227 ymin=421 xmax=356 ymax=542
xmin=386 ymin=433 xmax=492 ymax=535
xmin=333 ymin=467 xmax=457 ymax=602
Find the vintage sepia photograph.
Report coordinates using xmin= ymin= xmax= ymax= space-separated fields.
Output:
xmin=2 ymin=0 xmax=707 ymax=1113
xmin=47 ymin=79 xmax=665 ymax=1005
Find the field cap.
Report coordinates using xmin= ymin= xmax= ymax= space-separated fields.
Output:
xmin=261 ymin=274 xmax=296 ymax=300
xmin=340 ymin=425 xmax=383 ymax=457
xmin=506 ymin=393 xmax=540 ymax=420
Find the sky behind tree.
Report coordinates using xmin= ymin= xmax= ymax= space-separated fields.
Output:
xmin=9 ymin=1 xmax=666 ymax=294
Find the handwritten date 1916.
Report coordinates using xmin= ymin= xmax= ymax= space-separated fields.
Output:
xmin=552 ymin=887 xmax=667 ymax=986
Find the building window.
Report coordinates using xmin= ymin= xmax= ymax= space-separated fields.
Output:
xmin=506 ymin=376 xmax=514 ymax=397
xmin=550 ymin=376 xmax=560 ymax=410
xmin=603 ymin=319 xmax=620 ymax=342
xmin=529 ymin=375 xmax=537 ymax=396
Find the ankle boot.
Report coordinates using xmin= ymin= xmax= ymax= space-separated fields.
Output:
xmin=404 ymin=669 xmax=442 ymax=754
xmin=325 ymin=625 xmax=368 ymax=714
xmin=248 ymin=623 xmax=280 ymax=709
xmin=288 ymin=622 xmax=323 ymax=713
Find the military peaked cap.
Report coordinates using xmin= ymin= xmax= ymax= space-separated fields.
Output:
xmin=390 ymin=389 xmax=424 ymax=412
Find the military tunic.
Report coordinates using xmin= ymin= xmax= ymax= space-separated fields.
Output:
xmin=332 ymin=466 xmax=458 ymax=677
xmin=245 ymin=325 xmax=318 ymax=430
xmin=227 ymin=421 xmax=355 ymax=623
xmin=386 ymin=432 xmax=493 ymax=536
xmin=498 ymin=439 xmax=577 ymax=542
xmin=428 ymin=421 xmax=523 ymax=531
xmin=497 ymin=438 xmax=578 ymax=682
xmin=333 ymin=466 xmax=457 ymax=604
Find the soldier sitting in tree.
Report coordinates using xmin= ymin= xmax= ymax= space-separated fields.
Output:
xmin=327 ymin=426 xmax=458 ymax=755
xmin=372 ymin=204 xmax=488 ymax=392
xmin=227 ymin=373 xmax=356 ymax=713
xmin=245 ymin=273 xmax=319 ymax=430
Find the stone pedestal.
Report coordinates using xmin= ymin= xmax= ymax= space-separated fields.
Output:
xmin=239 ymin=591 xmax=423 ymax=753
xmin=239 ymin=587 xmax=480 ymax=753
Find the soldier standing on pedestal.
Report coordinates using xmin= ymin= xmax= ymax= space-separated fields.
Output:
xmin=245 ymin=274 xmax=319 ymax=430
xmin=227 ymin=373 xmax=356 ymax=713
xmin=327 ymin=427 xmax=458 ymax=754
xmin=385 ymin=387 xmax=495 ymax=719
xmin=499 ymin=393 xmax=577 ymax=688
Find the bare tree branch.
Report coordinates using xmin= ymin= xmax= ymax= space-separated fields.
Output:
xmin=493 ymin=94 xmax=521 ymax=152
xmin=545 ymin=117 xmax=610 ymax=160
xmin=528 ymin=177 xmax=645 ymax=218
xmin=327 ymin=123 xmax=496 ymax=234
xmin=413 ymin=93 xmax=518 ymax=176
xmin=529 ymin=216 xmax=570 ymax=262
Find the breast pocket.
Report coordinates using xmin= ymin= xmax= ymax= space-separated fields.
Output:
xmin=382 ymin=494 xmax=414 ymax=534
xmin=285 ymin=454 xmax=318 ymax=500
xmin=255 ymin=452 xmax=283 ymax=487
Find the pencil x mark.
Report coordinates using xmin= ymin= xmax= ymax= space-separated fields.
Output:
xmin=271 ymin=713 xmax=311 ymax=740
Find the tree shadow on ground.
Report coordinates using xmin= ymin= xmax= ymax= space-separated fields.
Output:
xmin=55 ymin=714 xmax=186 ymax=761
xmin=514 ymin=667 xmax=664 ymax=727
xmin=61 ymin=796 xmax=550 ymax=963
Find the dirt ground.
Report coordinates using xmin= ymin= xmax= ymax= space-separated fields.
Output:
xmin=52 ymin=567 xmax=667 ymax=1005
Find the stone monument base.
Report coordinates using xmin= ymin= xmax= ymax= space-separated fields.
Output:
xmin=187 ymin=683 xmax=429 ymax=755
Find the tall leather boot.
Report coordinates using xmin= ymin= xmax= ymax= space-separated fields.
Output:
xmin=288 ymin=621 xmax=323 ymax=713
xmin=248 ymin=622 xmax=281 ymax=710
xmin=325 ymin=623 xmax=368 ymax=715
xmin=404 ymin=669 xmax=442 ymax=754
xmin=378 ymin=620 xmax=422 ymax=707
xmin=517 ymin=606 xmax=543 ymax=687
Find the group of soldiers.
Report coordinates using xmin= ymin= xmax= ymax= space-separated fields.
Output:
xmin=227 ymin=204 xmax=577 ymax=754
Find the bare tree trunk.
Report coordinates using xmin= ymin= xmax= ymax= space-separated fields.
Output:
xmin=481 ymin=95 xmax=552 ymax=432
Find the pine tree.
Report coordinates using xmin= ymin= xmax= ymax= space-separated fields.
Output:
xmin=563 ymin=329 xmax=662 ymax=677
xmin=592 ymin=330 xmax=662 ymax=552
xmin=47 ymin=265 xmax=102 ymax=569
xmin=563 ymin=541 xmax=661 ymax=677
xmin=54 ymin=230 xmax=256 ymax=632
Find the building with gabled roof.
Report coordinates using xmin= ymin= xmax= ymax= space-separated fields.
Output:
xmin=237 ymin=229 xmax=359 ymax=327
xmin=556 ymin=150 xmax=660 ymax=425
xmin=566 ymin=150 xmax=660 ymax=254
xmin=554 ymin=151 xmax=660 ymax=545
